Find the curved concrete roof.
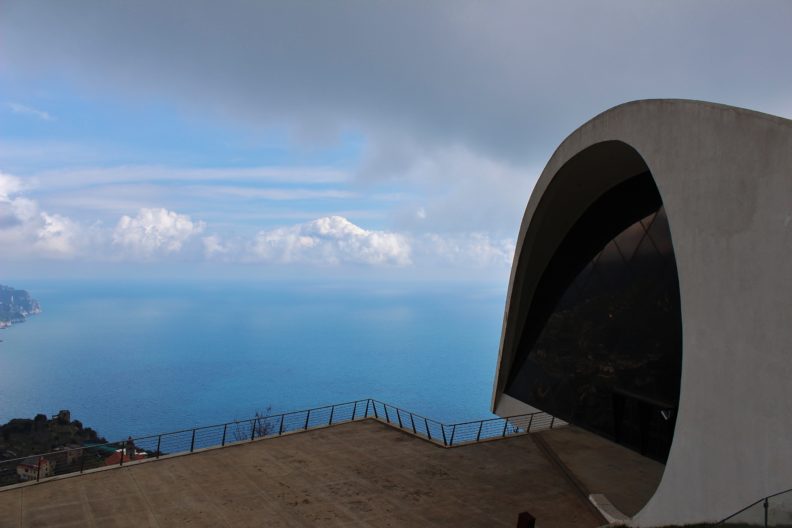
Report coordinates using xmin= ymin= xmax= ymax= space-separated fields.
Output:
xmin=492 ymin=99 xmax=792 ymax=526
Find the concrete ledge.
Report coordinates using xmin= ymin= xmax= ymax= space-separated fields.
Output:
xmin=590 ymin=494 xmax=630 ymax=525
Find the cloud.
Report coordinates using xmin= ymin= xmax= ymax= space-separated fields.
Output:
xmin=203 ymin=215 xmax=513 ymax=270
xmin=15 ymin=166 xmax=360 ymax=229
xmin=202 ymin=234 xmax=229 ymax=259
xmin=375 ymin=146 xmax=541 ymax=236
xmin=186 ymin=186 xmax=355 ymax=201
xmin=417 ymin=233 xmax=515 ymax=268
xmin=0 ymin=172 xmax=25 ymax=201
xmin=6 ymin=102 xmax=53 ymax=121
xmin=30 ymin=166 xmax=350 ymax=191
xmin=2 ymin=172 xmax=512 ymax=271
xmin=34 ymin=212 xmax=80 ymax=256
xmin=3 ymin=1 xmax=791 ymax=167
xmin=4 ymin=1 xmax=790 ymax=263
xmin=0 ymin=172 xmax=82 ymax=258
xmin=247 ymin=215 xmax=411 ymax=266
xmin=112 ymin=208 xmax=205 ymax=259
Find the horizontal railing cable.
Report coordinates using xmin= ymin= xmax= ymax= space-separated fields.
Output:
xmin=715 ymin=486 xmax=792 ymax=526
xmin=0 ymin=398 xmax=561 ymax=488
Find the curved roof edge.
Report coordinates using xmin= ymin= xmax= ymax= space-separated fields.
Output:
xmin=492 ymin=99 xmax=792 ymax=526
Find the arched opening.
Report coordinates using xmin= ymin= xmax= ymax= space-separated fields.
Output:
xmin=504 ymin=164 xmax=682 ymax=464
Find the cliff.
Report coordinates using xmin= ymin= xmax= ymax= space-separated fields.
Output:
xmin=0 ymin=285 xmax=41 ymax=329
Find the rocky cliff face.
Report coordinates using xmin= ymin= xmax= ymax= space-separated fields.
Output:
xmin=0 ymin=285 xmax=41 ymax=328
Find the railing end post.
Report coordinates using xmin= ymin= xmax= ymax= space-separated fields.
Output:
xmin=764 ymin=497 xmax=769 ymax=528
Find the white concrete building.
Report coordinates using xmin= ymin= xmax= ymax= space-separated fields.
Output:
xmin=492 ymin=100 xmax=792 ymax=526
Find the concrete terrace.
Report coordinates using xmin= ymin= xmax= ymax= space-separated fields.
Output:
xmin=0 ymin=419 xmax=659 ymax=527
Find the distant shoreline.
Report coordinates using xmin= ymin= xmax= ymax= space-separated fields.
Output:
xmin=0 ymin=284 xmax=41 ymax=330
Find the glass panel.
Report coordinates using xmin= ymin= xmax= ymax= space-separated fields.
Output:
xmin=505 ymin=173 xmax=682 ymax=463
xmin=647 ymin=206 xmax=674 ymax=256
xmin=613 ymin=219 xmax=646 ymax=262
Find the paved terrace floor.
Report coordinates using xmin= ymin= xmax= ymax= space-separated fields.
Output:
xmin=0 ymin=419 xmax=657 ymax=527
xmin=537 ymin=426 xmax=665 ymax=518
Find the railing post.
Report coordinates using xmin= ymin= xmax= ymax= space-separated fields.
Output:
xmin=329 ymin=405 xmax=335 ymax=425
xmin=279 ymin=415 xmax=285 ymax=435
xmin=156 ymin=435 xmax=162 ymax=458
xmin=764 ymin=498 xmax=769 ymax=528
xmin=352 ymin=401 xmax=358 ymax=420
xmin=36 ymin=458 xmax=42 ymax=481
xmin=476 ymin=421 xmax=483 ymax=442
xmin=527 ymin=415 xmax=534 ymax=433
xmin=304 ymin=410 xmax=310 ymax=430
xmin=449 ymin=425 xmax=456 ymax=446
xmin=373 ymin=401 xmax=379 ymax=419
xmin=410 ymin=413 xmax=416 ymax=434
xmin=550 ymin=416 xmax=555 ymax=430
xmin=221 ymin=425 xmax=227 ymax=447
xmin=396 ymin=409 xmax=403 ymax=428
xmin=384 ymin=405 xmax=391 ymax=423
xmin=441 ymin=425 xmax=448 ymax=446
xmin=502 ymin=419 xmax=509 ymax=437
xmin=250 ymin=420 xmax=255 ymax=441
xmin=425 ymin=418 xmax=431 ymax=440
xmin=190 ymin=429 xmax=196 ymax=452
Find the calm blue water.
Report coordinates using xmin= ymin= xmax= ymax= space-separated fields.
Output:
xmin=0 ymin=279 xmax=506 ymax=440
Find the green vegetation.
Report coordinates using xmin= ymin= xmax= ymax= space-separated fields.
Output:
xmin=0 ymin=410 xmax=110 ymax=486
xmin=0 ymin=410 xmax=105 ymax=459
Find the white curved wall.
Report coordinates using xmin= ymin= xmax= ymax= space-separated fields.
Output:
xmin=492 ymin=100 xmax=792 ymax=526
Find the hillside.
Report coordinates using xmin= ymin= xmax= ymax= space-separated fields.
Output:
xmin=0 ymin=285 xmax=41 ymax=328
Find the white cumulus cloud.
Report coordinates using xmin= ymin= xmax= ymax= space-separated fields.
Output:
xmin=113 ymin=208 xmax=205 ymax=259
xmin=34 ymin=212 xmax=81 ymax=257
xmin=248 ymin=215 xmax=411 ymax=266
xmin=0 ymin=171 xmax=82 ymax=258
xmin=202 ymin=234 xmax=229 ymax=259
xmin=0 ymin=172 xmax=25 ymax=202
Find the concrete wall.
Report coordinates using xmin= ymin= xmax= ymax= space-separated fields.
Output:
xmin=491 ymin=100 xmax=792 ymax=526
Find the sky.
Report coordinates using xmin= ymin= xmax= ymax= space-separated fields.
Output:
xmin=1 ymin=1 xmax=791 ymax=281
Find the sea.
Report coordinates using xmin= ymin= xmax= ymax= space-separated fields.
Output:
xmin=0 ymin=278 xmax=507 ymax=441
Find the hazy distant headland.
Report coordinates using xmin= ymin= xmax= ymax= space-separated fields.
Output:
xmin=0 ymin=285 xmax=41 ymax=329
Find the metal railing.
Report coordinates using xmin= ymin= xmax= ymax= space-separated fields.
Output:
xmin=0 ymin=398 xmax=560 ymax=488
xmin=717 ymin=487 xmax=792 ymax=526
xmin=367 ymin=399 xmax=560 ymax=447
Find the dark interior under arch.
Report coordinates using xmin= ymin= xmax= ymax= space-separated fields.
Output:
xmin=505 ymin=172 xmax=682 ymax=463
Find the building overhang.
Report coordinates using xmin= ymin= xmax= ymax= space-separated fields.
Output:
xmin=492 ymin=99 xmax=792 ymax=526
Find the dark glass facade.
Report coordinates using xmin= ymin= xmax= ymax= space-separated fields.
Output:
xmin=505 ymin=173 xmax=682 ymax=462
